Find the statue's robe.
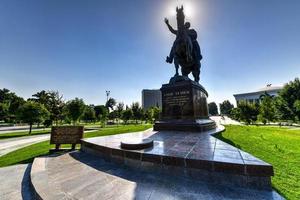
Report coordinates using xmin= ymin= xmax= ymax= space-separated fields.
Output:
xmin=188 ymin=29 xmax=202 ymax=61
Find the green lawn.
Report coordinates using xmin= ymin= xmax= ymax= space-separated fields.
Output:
xmin=216 ymin=125 xmax=300 ymax=200
xmin=0 ymin=130 xmax=50 ymax=140
xmin=0 ymin=124 xmax=152 ymax=168
xmin=0 ymin=123 xmax=145 ymax=140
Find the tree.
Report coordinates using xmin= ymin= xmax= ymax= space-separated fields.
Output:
xmin=230 ymin=107 xmax=241 ymax=121
xmin=294 ymin=100 xmax=300 ymax=113
xmin=274 ymin=96 xmax=293 ymax=121
xmin=105 ymin=98 xmax=116 ymax=111
xmin=131 ymin=102 xmax=144 ymax=123
xmin=82 ymin=105 xmax=96 ymax=123
xmin=144 ymin=106 xmax=161 ymax=123
xmin=108 ymin=110 xmax=118 ymax=123
xmin=43 ymin=119 xmax=53 ymax=128
xmin=116 ymin=102 xmax=124 ymax=118
xmin=30 ymin=90 xmax=65 ymax=125
xmin=0 ymin=88 xmax=10 ymax=102
xmin=220 ymin=100 xmax=234 ymax=116
xmin=17 ymin=101 xmax=50 ymax=134
xmin=8 ymin=96 xmax=25 ymax=122
xmin=99 ymin=110 xmax=108 ymax=127
xmin=30 ymin=90 xmax=50 ymax=106
xmin=208 ymin=102 xmax=218 ymax=115
xmin=258 ymin=93 xmax=276 ymax=124
xmin=144 ymin=108 xmax=154 ymax=123
xmin=64 ymin=98 xmax=86 ymax=125
xmin=0 ymin=102 xmax=9 ymax=121
xmin=47 ymin=91 xmax=65 ymax=125
xmin=276 ymin=78 xmax=300 ymax=122
xmin=94 ymin=105 xmax=108 ymax=126
xmin=152 ymin=107 xmax=161 ymax=121
xmin=94 ymin=105 xmax=106 ymax=119
xmin=237 ymin=101 xmax=259 ymax=125
xmin=122 ymin=109 xmax=133 ymax=124
xmin=0 ymin=88 xmax=25 ymax=122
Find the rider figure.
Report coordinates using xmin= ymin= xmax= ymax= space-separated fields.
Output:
xmin=164 ymin=18 xmax=202 ymax=64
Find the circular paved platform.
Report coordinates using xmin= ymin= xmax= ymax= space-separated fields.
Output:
xmin=121 ymin=138 xmax=154 ymax=150
xmin=81 ymin=127 xmax=274 ymax=190
xmin=30 ymin=152 xmax=283 ymax=200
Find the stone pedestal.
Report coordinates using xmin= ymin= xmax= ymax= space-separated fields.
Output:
xmin=154 ymin=76 xmax=216 ymax=132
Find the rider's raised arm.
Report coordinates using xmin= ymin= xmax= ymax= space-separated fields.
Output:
xmin=167 ymin=23 xmax=177 ymax=35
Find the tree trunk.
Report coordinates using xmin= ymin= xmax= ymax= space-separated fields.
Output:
xmin=29 ymin=123 xmax=32 ymax=134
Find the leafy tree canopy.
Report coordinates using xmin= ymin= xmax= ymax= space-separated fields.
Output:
xmin=29 ymin=90 xmax=65 ymax=125
xmin=122 ymin=109 xmax=133 ymax=124
xmin=64 ymin=98 xmax=86 ymax=125
xmin=258 ymin=94 xmax=276 ymax=124
xmin=237 ymin=101 xmax=259 ymax=125
xmin=220 ymin=100 xmax=234 ymax=115
xmin=105 ymin=98 xmax=116 ymax=111
xmin=276 ymin=78 xmax=300 ymax=121
xmin=17 ymin=101 xmax=50 ymax=133
xmin=82 ymin=105 xmax=96 ymax=122
xmin=131 ymin=102 xmax=144 ymax=123
xmin=0 ymin=88 xmax=25 ymax=122
xmin=208 ymin=102 xmax=219 ymax=115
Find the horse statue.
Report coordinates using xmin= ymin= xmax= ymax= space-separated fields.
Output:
xmin=165 ymin=6 xmax=202 ymax=82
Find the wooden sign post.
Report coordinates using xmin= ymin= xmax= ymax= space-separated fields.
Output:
xmin=50 ymin=126 xmax=84 ymax=151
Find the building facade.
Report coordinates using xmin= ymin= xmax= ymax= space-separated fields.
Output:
xmin=233 ymin=85 xmax=282 ymax=105
xmin=142 ymin=89 xmax=162 ymax=109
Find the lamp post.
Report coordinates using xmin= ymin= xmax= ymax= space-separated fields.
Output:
xmin=106 ymin=90 xmax=110 ymax=102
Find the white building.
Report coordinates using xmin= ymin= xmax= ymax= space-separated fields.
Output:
xmin=141 ymin=89 xmax=162 ymax=109
xmin=233 ymin=85 xmax=283 ymax=105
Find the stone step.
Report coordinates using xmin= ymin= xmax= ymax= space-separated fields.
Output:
xmin=30 ymin=152 xmax=283 ymax=200
xmin=81 ymin=127 xmax=274 ymax=190
xmin=0 ymin=164 xmax=34 ymax=200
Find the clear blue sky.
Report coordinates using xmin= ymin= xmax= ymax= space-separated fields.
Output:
xmin=0 ymin=0 xmax=299 ymax=106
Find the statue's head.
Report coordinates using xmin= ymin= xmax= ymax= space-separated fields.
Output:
xmin=184 ymin=22 xmax=190 ymax=29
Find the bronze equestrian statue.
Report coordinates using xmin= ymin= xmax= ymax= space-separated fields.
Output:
xmin=165 ymin=6 xmax=202 ymax=82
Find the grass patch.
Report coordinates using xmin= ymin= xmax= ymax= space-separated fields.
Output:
xmin=0 ymin=130 xmax=50 ymax=140
xmin=84 ymin=124 xmax=152 ymax=138
xmin=0 ymin=141 xmax=51 ymax=166
xmin=216 ymin=125 xmax=300 ymax=200
xmin=0 ymin=124 xmax=147 ymax=140
xmin=0 ymin=124 xmax=152 ymax=168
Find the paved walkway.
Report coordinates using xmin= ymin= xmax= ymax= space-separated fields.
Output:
xmin=0 ymin=164 xmax=33 ymax=200
xmin=0 ymin=126 xmax=49 ymax=134
xmin=211 ymin=116 xmax=242 ymax=125
xmin=0 ymin=134 xmax=50 ymax=156
xmin=31 ymin=152 xmax=283 ymax=200
xmin=0 ymin=129 xmax=98 ymax=157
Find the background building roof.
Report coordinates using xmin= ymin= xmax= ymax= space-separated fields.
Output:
xmin=233 ymin=85 xmax=283 ymax=97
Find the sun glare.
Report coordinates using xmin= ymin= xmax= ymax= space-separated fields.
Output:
xmin=183 ymin=3 xmax=194 ymax=19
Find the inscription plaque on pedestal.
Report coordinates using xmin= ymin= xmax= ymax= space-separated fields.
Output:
xmin=161 ymin=80 xmax=209 ymax=120
xmin=154 ymin=77 xmax=216 ymax=132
